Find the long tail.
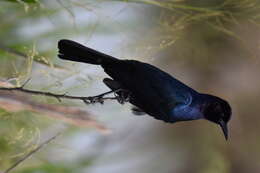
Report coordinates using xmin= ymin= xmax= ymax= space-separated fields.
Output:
xmin=58 ymin=39 xmax=118 ymax=65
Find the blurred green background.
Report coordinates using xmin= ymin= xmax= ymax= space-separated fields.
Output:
xmin=0 ymin=0 xmax=260 ymax=173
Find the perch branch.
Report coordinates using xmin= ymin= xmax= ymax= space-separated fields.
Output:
xmin=0 ymin=86 xmax=123 ymax=104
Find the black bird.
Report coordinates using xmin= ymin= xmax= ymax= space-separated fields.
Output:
xmin=58 ymin=39 xmax=232 ymax=140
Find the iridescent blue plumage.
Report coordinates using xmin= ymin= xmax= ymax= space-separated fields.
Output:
xmin=58 ymin=39 xmax=232 ymax=140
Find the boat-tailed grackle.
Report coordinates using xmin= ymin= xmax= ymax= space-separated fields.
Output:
xmin=58 ymin=39 xmax=231 ymax=140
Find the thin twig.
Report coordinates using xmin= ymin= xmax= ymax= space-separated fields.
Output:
xmin=3 ymin=132 xmax=62 ymax=173
xmin=0 ymin=87 xmax=121 ymax=104
xmin=20 ymin=78 xmax=31 ymax=88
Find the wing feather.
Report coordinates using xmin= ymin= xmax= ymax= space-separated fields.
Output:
xmin=102 ymin=60 xmax=197 ymax=122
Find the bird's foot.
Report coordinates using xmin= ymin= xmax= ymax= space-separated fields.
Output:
xmin=114 ymin=89 xmax=131 ymax=104
xmin=84 ymin=90 xmax=118 ymax=104
xmin=83 ymin=89 xmax=130 ymax=105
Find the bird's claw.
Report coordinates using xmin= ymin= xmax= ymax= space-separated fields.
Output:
xmin=82 ymin=89 xmax=131 ymax=105
xmin=114 ymin=89 xmax=131 ymax=104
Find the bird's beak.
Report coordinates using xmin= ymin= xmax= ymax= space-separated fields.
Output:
xmin=219 ymin=119 xmax=228 ymax=140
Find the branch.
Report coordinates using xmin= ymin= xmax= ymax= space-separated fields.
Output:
xmin=0 ymin=86 xmax=119 ymax=104
xmin=0 ymin=84 xmax=112 ymax=132
xmin=3 ymin=132 xmax=62 ymax=173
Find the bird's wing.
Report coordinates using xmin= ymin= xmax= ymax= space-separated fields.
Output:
xmin=102 ymin=60 xmax=196 ymax=122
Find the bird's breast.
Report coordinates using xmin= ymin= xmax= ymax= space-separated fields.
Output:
xmin=170 ymin=104 xmax=203 ymax=122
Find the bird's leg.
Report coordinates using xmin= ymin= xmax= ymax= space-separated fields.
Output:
xmin=102 ymin=78 xmax=131 ymax=104
xmin=86 ymin=89 xmax=130 ymax=104
xmin=86 ymin=90 xmax=119 ymax=104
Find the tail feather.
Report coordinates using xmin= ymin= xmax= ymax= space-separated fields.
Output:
xmin=58 ymin=39 xmax=117 ymax=65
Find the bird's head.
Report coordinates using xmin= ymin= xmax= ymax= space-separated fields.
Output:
xmin=202 ymin=94 xmax=232 ymax=140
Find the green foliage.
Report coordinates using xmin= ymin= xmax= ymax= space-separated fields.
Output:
xmin=0 ymin=1 xmax=107 ymax=171
xmin=15 ymin=158 xmax=95 ymax=173
xmin=114 ymin=0 xmax=260 ymax=74
xmin=118 ymin=0 xmax=260 ymax=47
xmin=17 ymin=164 xmax=74 ymax=173
xmin=5 ymin=0 xmax=38 ymax=3
xmin=0 ymin=109 xmax=42 ymax=168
